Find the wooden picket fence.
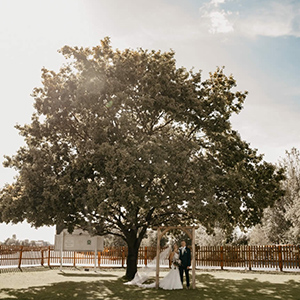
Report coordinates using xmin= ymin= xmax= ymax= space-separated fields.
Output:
xmin=0 ymin=245 xmax=299 ymax=272
xmin=196 ymin=245 xmax=299 ymax=271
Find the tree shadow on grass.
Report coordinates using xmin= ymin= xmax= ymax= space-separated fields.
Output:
xmin=1 ymin=274 xmax=300 ymax=300
xmin=58 ymin=271 xmax=118 ymax=278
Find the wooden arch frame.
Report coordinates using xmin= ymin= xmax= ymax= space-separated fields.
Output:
xmin=155 ymin=226 xmax=198 ymax=289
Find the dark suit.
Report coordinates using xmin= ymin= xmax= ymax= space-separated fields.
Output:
xmin=179 ymin=246 xmax=191 ymax=287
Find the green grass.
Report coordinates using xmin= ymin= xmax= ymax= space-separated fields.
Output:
xmin=1 ymin=272 xmax=300 ymax=300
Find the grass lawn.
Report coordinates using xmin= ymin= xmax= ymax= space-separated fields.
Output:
xmin=1 ymin=269 xmax=300 ymax=300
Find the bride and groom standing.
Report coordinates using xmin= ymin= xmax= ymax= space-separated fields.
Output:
xmin=125 ymin=240 xmax=191 ymax=290
xmin=155 ymin=240 xmax=191 ymax=290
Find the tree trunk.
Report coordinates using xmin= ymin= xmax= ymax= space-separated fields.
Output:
xmin=124 ymin=224 xmax=150 ymax=280
xmin=125 ymin=242 xmax=140 ymax=280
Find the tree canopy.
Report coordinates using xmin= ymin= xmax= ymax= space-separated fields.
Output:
xmin=0 ymin=38 xmax=284 ymax=278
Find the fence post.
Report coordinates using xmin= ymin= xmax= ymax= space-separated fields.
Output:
xmin=98 ymin=251 xmax=101 ymax=267
xmin=278 ymin=245 xmax=283 ymax=271
xmin=248 ymin=246 xmax=252 ymax=271
xmin=296 ymin=245 xmax=300 ymax=268
xmin=144 ymin=247 xmax=147 ymax=266
xmin=41 ymin=248 xmax=44 ymax=266
xmin=18 ymin=246 xmax=23 ymax=270
xmin=73 ymin=251 xmax=76 ymax=267
xmin=47 ymin=246 xmax=51 ymax=268
xmin=220 ymin=246 xmax=224 ymax=270
xmin=121 ymin=247 xmax=125 ymax=268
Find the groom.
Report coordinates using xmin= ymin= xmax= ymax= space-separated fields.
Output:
xmin=179 ymin=241 xmax=191 ymax=289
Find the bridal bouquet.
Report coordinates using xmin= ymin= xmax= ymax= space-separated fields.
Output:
xmin=173 ymin=258 xmax=181 ymax=267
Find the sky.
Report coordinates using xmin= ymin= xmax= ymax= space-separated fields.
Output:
xmin=0 ymin=0 xmax=300 ymax=244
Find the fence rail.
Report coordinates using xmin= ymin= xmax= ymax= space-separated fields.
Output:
xmin=0 ymin=245 xmax=299 ymax=272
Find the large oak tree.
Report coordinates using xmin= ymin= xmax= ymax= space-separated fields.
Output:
xmin=0 ymin=38 xmax=284 ymax=279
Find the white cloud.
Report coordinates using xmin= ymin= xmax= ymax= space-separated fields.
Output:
xmin=211 ymin=0 xmax=226 ymax=6
xmin=208 ymin=10 xmax=234 ymax=33
xmin=237 ymin=2 xmax=300 ymax=38
xmin=199 ymin=0 xmax=300 ymax=38
xmin=199 ymin=0 xmax=234 ymax=34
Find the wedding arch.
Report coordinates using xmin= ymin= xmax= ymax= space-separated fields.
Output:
xmin=154 ymin=226 xmax=199 ymax=289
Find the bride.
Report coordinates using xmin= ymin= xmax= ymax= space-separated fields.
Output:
xmin=159 ymin=243 xmax=183 ymax=290
xmin=125 ymin=244 xmax=183 ymax=290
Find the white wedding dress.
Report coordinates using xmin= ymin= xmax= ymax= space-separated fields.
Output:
xmin=125 ymin=249 xmax=183 ymax=290
xmin=158 ymin=253 xmax=183 ymax=290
